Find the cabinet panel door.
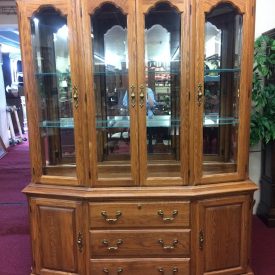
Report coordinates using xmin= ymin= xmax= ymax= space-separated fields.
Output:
xmin=136 ymin=0 xmax=189 ymax=186
xmin=196 ymin=195 xmax=251 ymax=275
xmin=193 ymin=0 xmax=255 ymax=184
xmin=80 ymin=0 xmax=139 ymax=187
xmin=29 ymin=198 xmax=85 ymax=274
xmin=17 ymin=0 xmax=86 ymax=185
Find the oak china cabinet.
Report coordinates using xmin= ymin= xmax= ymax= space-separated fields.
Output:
xmin=17 ymin=0 xmax=257 ymax=274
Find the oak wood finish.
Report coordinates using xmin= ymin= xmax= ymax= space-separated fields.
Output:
xmin=29 ymin=198 xmax=85 ymax=274
xmin=90 ymin=229 xmax=190 ymax=257
xmin=89 ymin=201 xmax=190 ymax=228
xmin=17 ymin=0 xmax=257 ymax=274
xmin=90 ymin=258 xmax=190 ymax=274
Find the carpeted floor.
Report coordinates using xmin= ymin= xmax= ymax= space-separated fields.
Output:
xmin=0 ymin=141 xmax=275 ymax=275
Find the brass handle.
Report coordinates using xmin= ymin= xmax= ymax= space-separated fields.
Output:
xmin=101 ymin=210 xmax=122 ymax=223
xmin=139 ymin=85 xmax=145 ymax=108
xmin=130 ymin=85 xmax=136 ymax=107
xmin=102 ymin=239 xmax=123 ymax=251
xmin=197 ymin=83 xmax=204 ymax=106
xmin=158 ymin=210 xmax=178 ymax=221
xmin=199 ymin=230 xmax=204 ymax=249
xmin=158 ymin=267 xmax=178 ymax=274
xmin=158 ymin=239 xmax=178 ymax=250
xmin=103 ymin=268 xmax=123 ymax=274
xmin=77 ymin=232 xmax=83 ymax=252
xmin=73 ymin=85 xmax=79 ymax=109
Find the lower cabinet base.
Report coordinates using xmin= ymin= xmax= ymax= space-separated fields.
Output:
xmin=25 ymin=182 xmax=256 ymax=275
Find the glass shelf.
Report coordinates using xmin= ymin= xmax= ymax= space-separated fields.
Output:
xmin=204 ymin=114 xmax=238 ymax=127
xmin=40 ymin=118 xmax=74 ymax=129
xmin=204 ymin=68 xmax=240 ymax=73
xmin=96 ymin=115 xmax=180 ymax=129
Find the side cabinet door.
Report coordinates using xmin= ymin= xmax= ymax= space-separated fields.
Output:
xmin=30 ymin=198 xmax=85 ymax=275
xmin=196 ymin=195 xmax=252 ymax=275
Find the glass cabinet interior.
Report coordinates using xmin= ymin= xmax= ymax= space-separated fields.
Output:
xmin=144 ymin=3 xmax=182 ymax=178
xmin=91 ymin=4 xmax=132 ymax=180
xmin=30 ymin=8 xmax=76 ymax=177
xmin=203 ymin=3 xmax=243 ymax=176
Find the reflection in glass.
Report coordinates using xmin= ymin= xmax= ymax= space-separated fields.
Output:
xmin=31 ymin=8 xmax=76 ymax=177
xmin=91 ymin=4 xmax=131 ymax=179
xmin=203 ymin=4 xmax=243 ymax=175
xmin=145 ymin=3 xmax=181 ymax=177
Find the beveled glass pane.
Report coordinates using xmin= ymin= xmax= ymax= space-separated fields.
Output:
xmin=31 ymin=8 xmax=76 ymax=177
xmin=203 ymin=4 xmax=242 ymax=175
xmin=91 ymin=4 xmax=130 ymax=179
xmin=145 ymin=3 xmax=181 ymax=178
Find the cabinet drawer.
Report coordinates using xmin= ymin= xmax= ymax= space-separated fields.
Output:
xmin=89 ymin=201 xmax=190 ymax=228
xmin=90 ymin=229 xmax=190 ymax=257
xmin=90 ymin=258 xmax=190 ymax=275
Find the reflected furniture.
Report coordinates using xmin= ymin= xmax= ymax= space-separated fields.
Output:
xmin=17 ymin=0 xmax=257 ymax=274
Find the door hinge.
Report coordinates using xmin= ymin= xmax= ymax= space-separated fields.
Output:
xmin=188 ymin=91 xmax=190 ymax=101
xmin=32 ymin=167 xmax=35 ymax=175
xmin=85 ymin=93 xmax=87 ymax=103
xmin=190 ymin=4 xmax=192 ymax=15
xmin=88 ymin=170 xmax=91 ymax=179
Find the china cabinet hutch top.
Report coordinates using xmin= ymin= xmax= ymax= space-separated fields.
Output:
xmin=17 ymin=0 xmax=256 ymax=190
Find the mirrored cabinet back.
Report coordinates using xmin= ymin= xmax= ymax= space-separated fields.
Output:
xmin=17 ymin=0 xmax=257 ymax=274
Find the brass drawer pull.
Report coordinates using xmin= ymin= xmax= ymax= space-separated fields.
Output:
xmin=73 ymin=85 xmax=79 ymax=109
xmin=158 ymin=267 xmax=178 ymax=274
xmin=103 ymin=267 xmax=123 ymax=274
xmin=77 ymin=232 xmax=83 ymax=252
xmin=158 ymin=239 xmax=178 ymax=250
xmin=139 ymin=85 xmax=145 ymax=108
xmin=102 ymin=239 xmax=123 ymax=251
xmin=130 ymin=85 xmax=136 ymax=107
xmin=158 ymin=209 xmax=178 ymax=221
xmin=197 ymin=83 xmax=204 ymax=106
xmin=199 ymin=230 xmax=204 ymax=249
xmin=101 ymin=210 xmax=122 ymax=223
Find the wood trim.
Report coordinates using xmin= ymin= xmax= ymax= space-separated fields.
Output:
xmin=136 ymin=0 xmax=188 ymax=186
xmin=23 ymin=180 xmax=257 ymax=200
xmin=203 ymin=0 xmax=245 ymax=14
xmin=17 ymin=1 xmax=43 ymax=182
xmin=193 ymin=0 xmax=253 ymax=185
xmin=81 ymin=0 xmax=138 ymax=187
xmin=87 ymin=0 xmax=130 ymax=15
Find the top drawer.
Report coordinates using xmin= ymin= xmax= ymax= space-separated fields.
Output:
xmin=89 ymin=201 xmax=190 ymax=228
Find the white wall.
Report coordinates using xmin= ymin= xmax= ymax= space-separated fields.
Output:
xmin=0 ymin=46 xmax=9 ymax=147
xmin=250 ymin=0 xmax=275 ymax=213
xmin=255 ymin=0 xmax=275 ymax=38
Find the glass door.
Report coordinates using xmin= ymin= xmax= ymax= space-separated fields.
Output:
xmin=194 ymin=0 xmax=251 ymax=184
xmin=136 ymin=0 xmax=188 ymax=186
xmin=82 ymin=0 xmax=139 ymax=186
xmin=18 ymin=0 xmax=85 ymax=185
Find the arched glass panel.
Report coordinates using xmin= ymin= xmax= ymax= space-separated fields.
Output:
xmin=91 ymin=4 xmax=130 ymax=179
xmin=31 ymin=8 xmax=75 ymax=176
xmin=145 ymin=3 xmax=181 ymax=177
xmin=203 ymin=3 xmax=242 ymax=175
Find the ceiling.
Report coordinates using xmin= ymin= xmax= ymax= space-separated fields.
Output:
xmin=0 ymin=0 xmax=19 ymax=49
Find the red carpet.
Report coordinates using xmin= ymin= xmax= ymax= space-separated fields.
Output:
xmin=0 ymin=141 xmax=275 ymax=275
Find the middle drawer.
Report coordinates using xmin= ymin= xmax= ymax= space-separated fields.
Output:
xmin=89 ymin=201 xmax=190 ymax=228
xmin=90 ymin=229 xmax=190 ymax=257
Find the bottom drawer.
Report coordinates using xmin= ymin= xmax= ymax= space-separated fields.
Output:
xmin=90 ymin=258 xmax=190 ymax=275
